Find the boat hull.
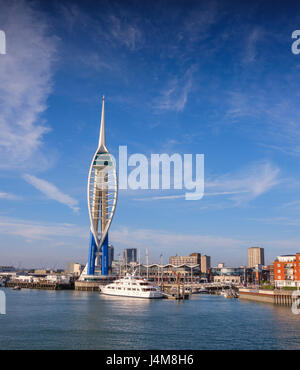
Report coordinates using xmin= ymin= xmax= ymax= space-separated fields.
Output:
xmin=101 ymin=291 xmax=163 ymax=299
xmin=101 ymin=288 xmax=163 ymax=299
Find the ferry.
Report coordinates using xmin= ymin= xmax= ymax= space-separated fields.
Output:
xmin=100 ymin=273 xmax=164 ymax=299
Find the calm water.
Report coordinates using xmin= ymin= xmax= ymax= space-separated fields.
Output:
xmin=0 ymin=288 xmax=300 ymax=350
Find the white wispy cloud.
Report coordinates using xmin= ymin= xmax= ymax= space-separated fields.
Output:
xmin=250 ymin=216 xmax=300 ymax=227
xmin=243 ymin=27 xmax=263 ymax=64
xmin=108 ymin=14 xmax=142 ymax=51
xmin=224 ymin=85 xmax=300 ymax=157
xmin=155 ymin=66 xmax=196 ymax=112
xmin=59 ymin=3 xmax=143 ymax=51
xmin=111 ymin=226 xmax=300 ymax=264
xmin=206 ymin=160 xmax=280 ymax=205
xmin=110 ymin=226 xmax=247 ymax=264
xmin=0 ymin=191 xmax=20 ymax=200
xmin=0 ymin=0 xmax=57 ymax=170
xmin=23 ymin=174 xmax=79 ymax=212
xmin=0 ymin=216 xmax=87 ymax=241
xmin=281 ymin=200 xmax=300 ymax=209
xmin=134 ymin=161 xmax=279 ymax=205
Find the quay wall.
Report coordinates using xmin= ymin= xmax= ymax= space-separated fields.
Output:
xmin=239 ymin=289 xmax=274 ymax=304
xmin=239 ymin=288 xmax=298 ymax=306
xmin=74 ymin=281 xmax=100 ymax=291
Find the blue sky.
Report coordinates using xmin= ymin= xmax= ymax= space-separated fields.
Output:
xmin=1 ymin=0 xmax=300 ymax=268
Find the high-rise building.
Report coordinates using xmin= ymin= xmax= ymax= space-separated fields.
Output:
xmin=201 ymin=255 xmax=211 ymax=273
xmin=248 ymin=247 xmax=265 ymax=267
xmin=124 ymin=248 xmax=137 ymax=264
xmin=169 ymin=253 xmax=201 ymax=266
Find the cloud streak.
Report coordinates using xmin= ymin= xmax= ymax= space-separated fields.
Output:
xmin=0 ymin=191 xmax=20 ymax=200
xmin=206 ymin=160 xmax=280 ymax=205
xmin=134 ymin=161 xmax=280 ymax=205
xmin=23 ymin=174 xmax=79 ymax=212
xmin=0 ymin=216 xmax=87 ymax=241
xmin=0 ymin=0 xmax=57 ymax=170
xmin=155 ymin=66 xmax=196 ymax=112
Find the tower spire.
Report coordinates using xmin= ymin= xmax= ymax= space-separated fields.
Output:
xmin=98 ymin=96 xmax=108 ymax=152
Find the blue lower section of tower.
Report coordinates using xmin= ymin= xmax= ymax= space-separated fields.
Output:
xmin=101 ymin=234 xmax=109 ymax=275
xmin=87 ymin=231 xmax=109 ymax=275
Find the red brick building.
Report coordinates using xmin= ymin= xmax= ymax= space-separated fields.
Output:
xmin=274 ymin=254 xmax=300 ymax=287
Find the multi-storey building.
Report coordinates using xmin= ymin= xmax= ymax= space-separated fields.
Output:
xmin=248 ymin=247 xmax=265 ymax=267
xmin=274 ymin=254 xmax=300 ymax=287
xmin=169 ymin=253 xmax=201 ymax=266
xmin=123 ymin=248 xmax=137 ymax=264
xmin=201 ymin=255 xmax=211 ymax=273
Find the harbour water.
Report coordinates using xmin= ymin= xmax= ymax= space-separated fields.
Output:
xmin=1 ymin=289 xmax=300 ymax=350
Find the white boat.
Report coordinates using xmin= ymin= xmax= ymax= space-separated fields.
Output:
xmin=100 ymin=273 xmax=164 ymax=299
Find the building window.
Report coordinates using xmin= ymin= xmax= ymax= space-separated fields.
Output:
xmin=278 ymin=270 xmax=281 ymax=273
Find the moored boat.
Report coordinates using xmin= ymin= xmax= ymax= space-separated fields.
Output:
xmin=100 ymin=273 xmax=163 ymax=299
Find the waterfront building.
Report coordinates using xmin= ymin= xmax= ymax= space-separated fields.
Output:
xmin=201 ymin=255 xmax=211 ymax=273
xmin=80 ymin=97 xmax=118 ymax=278
xmin=34 ymin=269 xmax=50 ymax=275
xmin=46 ymin=275 xmax=70 ymax=284
xmin=248 ymin=247 xmax=265 ymax=267
xmin=67 ymin=263 xmax=83 ymax=277
xmin=0 ymin=266 xmax=15 ymax=272
xmin=117 ymin=263 xmax=201 ymax=283
xmin=211 ymin=266 xmax=244 ymax=284
xmin=123 ymin=248 xmax=137 ymax=264
xmin=169 ymin=253 xmax=201 ymax=266
xmin=213 ymin=275 xmax=241 ymax=284
xmin=274 ymin=254 xmax=300 ymax=288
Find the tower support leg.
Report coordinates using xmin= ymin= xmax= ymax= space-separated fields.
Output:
xmin=101 ymin=234 xmax=109 ymax=275
xmin=87 ymin=231 xmax=97 ymax=275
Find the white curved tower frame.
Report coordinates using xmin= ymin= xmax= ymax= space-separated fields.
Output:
xmin=87 ymin=97 xmax=118 ymax=257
